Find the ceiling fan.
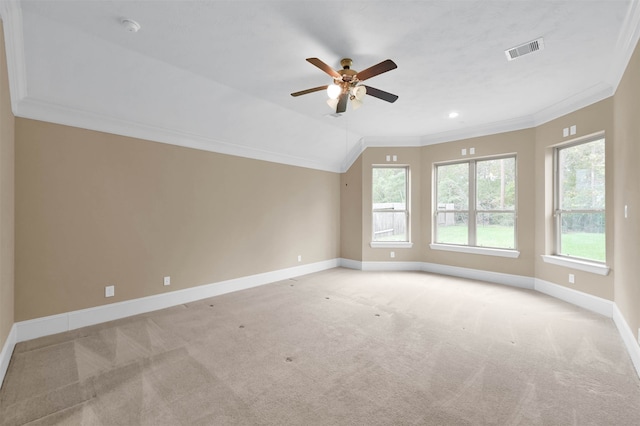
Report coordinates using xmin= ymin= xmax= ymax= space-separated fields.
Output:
xmin=291 ymin=57 xmax=398 ymax=113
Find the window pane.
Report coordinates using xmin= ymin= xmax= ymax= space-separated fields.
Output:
xmin=436 ymin=163 xmax=468 ymax=210
xmin=373 ymin=212 xmax=407 ymax=241
xmin=476 ymin=213 xmax=515 ymax=249
xmin=476 ymin=158 xmax=515 ymax=210
xmin=559 ymin=212 xmax=605 ymax=261
xmin=435 ymin=212 xmax=468 ymax=245
xmin=372 ymin=167 xmax=407 ymax=209
xmin=558 ymin=139 xmax=605 ymax=210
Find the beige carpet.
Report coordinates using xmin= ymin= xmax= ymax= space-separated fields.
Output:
xmin=1 ymin=268 xmax=639 ymax=425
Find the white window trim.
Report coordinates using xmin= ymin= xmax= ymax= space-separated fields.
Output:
xmin=553 ymin=133 xmax=606 ymax=264
xmin=541 ymin=255 xmax=610 ymax=276
xmin=433 ymin=154 xmax=517 ymax=251
xmin=430 ymin=243 xmax=519 ymax=258
xmin=371 ymin=165 xmax=410 ymax=245
xmin=370 ymin=241 xmax=414 ymax=249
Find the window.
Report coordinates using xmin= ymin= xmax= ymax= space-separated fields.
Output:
xmin=554 ymin=137 xmax=605 ymax=262
xmin=372 ymin=167 xmax=409 ymax=243
xmin=434 ymin=156 xmax=516 ymax=250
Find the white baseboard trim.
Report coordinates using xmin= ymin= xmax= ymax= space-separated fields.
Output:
xmin=355 ymin=260 xmax=535 ymax=290
xmin=6 ymin=259 xmax=640 ymax=384
xmin=534 ymin=279 xmax=614 ymax=317
xmin=361 ymin=261 xmax=423 ymax=272
xmin=0 ymin=323 xmax=17 ymax=389
xmin=421 ymin=262 xmax=535 ymax=290
xmin=612 ymin=304 xmax=640 ymax=377
xmin=15 ymin=259 xmax=340 ymax=343
xmin=339 ymin=258 xmax=363 ymax=270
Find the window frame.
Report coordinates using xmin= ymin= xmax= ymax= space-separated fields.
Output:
xmin=370 ymin=165 xmax=412 ymax=248
xmin=552 ymin=135 xmax=606 ymax=264
xmin=432 ymin=154 xmax=518 ymax=253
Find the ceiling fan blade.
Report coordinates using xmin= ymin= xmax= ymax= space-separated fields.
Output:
xmin=306 ymin=58 xmax=341 ymax=79
xmin=336 ymin=93 xmax=348 ymax=113
xmin=363 ymin=85 xmax=398 ymax=103
xmin=356 ymin=59 xmax=397 ymax=81
xmin=291 ymin=85 xmax=328 ymax=97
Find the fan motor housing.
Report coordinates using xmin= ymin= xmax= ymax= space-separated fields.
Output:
xmin=338 ymin=58 xmax=357 ymax=83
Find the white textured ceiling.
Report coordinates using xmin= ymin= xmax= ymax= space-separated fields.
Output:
xmin=2 ymin=0 xmax=639 ymax=171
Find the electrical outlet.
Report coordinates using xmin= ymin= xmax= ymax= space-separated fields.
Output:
xmin=569 ymin=274 xmax=575 ymax=284
xmin=469 ymin=147 xmax=475 ymax=155
xmin=390 ymin=251 xmax=395 ymax=258
xmin=164 ymin=276 xmax=171 ymax=286
xmin=297 ymin=255 xmax=302 ymax=262
xmin=105 ymin=285 xmax=115 ymax=298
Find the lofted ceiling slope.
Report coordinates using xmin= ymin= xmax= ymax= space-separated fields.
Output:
xmin=1 ymin=0 xmax=639 ymax=172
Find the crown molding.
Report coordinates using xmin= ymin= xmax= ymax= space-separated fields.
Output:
xmin=532 ymin=82 xmax=615 ymax=127
xmin=341 ymin=136 xmax=365 ymax=172
xmin=327 ymin=1 xmax=640 ymax=172
xmin=0 ymin=0 xmax=27 ymax=115
xmin=3 ymin=0 xmax=638 ymax=175
xmin=340 ymin=136 xmax=423 ymax=172
xmin=364 ymin=136 xmax=423 ymax=147
xmin=606 ymin=0 xmax=640 ymax=91
xmin=0 ymin=0 xmax=343 ymax=173
xmin=342 ymin=77 xmax=616 ymax=171
xmin=420 ymin=116 xmax=536 ymax=146
xmin=17 ymin=97 xmax=344 ymax=173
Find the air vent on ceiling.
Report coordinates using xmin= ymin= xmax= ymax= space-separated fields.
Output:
xmin=505 ymin=37 xmax=544 ymax=61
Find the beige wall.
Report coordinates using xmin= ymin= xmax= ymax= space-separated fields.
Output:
xmin=534 ymin=98 xmax=614 ymax=300
xmin=15 ymin=119 xmax=340 ymax=321
xmin=344 ymin=101 xmax=619 ymax=298
xmin=340 ymin=154 xmax=363 ymax=261
xmin=614 ymin=41 xmax=640 ymax=334
xmin=347 ymin=130 xmax=536 ymax=277
xmin=342 ymin=129 xmax=535 ymax=276
xmin=2 ymin=19 xmax=639 ymax=346
xmin=0 ymin=20 xmax=15 ymax=352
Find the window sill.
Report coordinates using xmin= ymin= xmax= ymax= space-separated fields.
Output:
xmin=429 ymin=244 xmax=520 ymax=258
xmin=370 ymin=241 xmax=414 ymax=249
xmin=541 ymin=255 xmax=610 ymax=276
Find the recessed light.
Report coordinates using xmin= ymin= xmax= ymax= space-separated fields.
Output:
xmin=448 ymin=112 xmax=459 ymax=119
xmin=121 ymin=18 xmax=141 ymax=33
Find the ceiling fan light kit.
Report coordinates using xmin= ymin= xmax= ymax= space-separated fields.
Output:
xmin=291 ymin=57 xmax=398 ymax=114
xmin=326 ymin=83 xmax=342 ymax=99
xmin=327 ymin=97 xmax=339 ymax=110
